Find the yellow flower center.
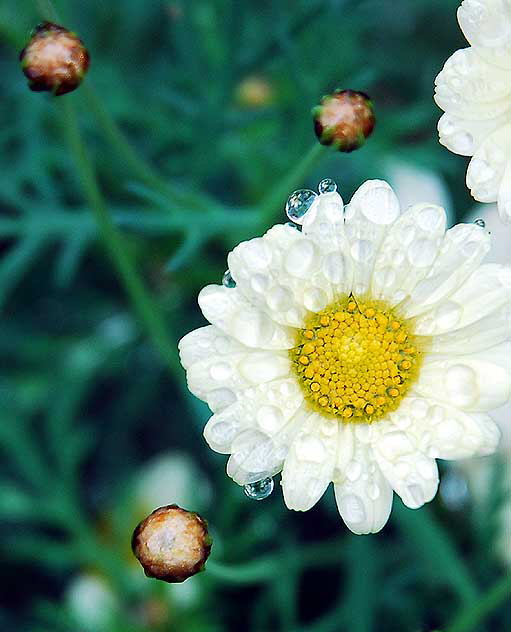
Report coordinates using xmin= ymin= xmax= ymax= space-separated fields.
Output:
xmin=290 ymin=295 xmax=424 ymax=423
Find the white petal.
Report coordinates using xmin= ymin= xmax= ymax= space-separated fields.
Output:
xmin=334 ymin=445 xmax=393 ymax=534
xmin=497 ymin=159 xmax=511 ymax=224
xmin=225 ymin=403 xmax=309 ymax=485
xmin=466 ymin=125 xmax=511 ymax=203
xmin=386 ymin=396 xmax=500 ymax=460
xmin=178 ymin=325 xmax=247 ymax=370
xmin=186 ymin=350 xmax=290 ymax=400
xmin=458 ymin=0 xmax=511 ymax=69
xmin=203 ymin=378 xmax=303 ymax=454
xmin=281 ymin=413 xmax=339 ymax=511
xmin=375 ymin=446 xmax=438 ymax=510
xmin=227 ymin=225 xmax=308 ymax=327
xmin=415 ymin=346 xmax=511 ymax=412
xmin=371 ymin=202 xmax=446 ymax=304
xmin=434 ymin=48 xmax=511 ymax=120
xmin=301 ymin=191 xmax=354 ymax=297
xmin=438 ymin=112 xmax=508 ymax=156
xmin=425 ymin=304 xmax=511 ymax=354
xmin=402 ymin=223 xmax=490 ymax=318
xmin=226 ymin=429 xmax=285 ymax=484
xmin=413 ymin=264 xmax=511 ymax=335
xmin=198 ymin=284 xmax=294 ymax=349
xmin=344 ymin=180 xmax=400 ymax=295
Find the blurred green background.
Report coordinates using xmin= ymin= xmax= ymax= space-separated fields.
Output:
xmin=1 ymin=0 xmax=510 ymax=631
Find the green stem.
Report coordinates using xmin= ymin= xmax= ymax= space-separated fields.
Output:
xmin=258 ymin=142 xmax=326 ymax=227
xmin=446 ymin=573 xmax=511 ymax=632
xmin=206 ymin=537 xmax=345 ymax=584
xmin=59 ymin=97 xmax=181 ymax=374
xmin=82 ymin=84 xmax=224 ymax=213
xmin=394 ymin=502 xmax=478 ymax=604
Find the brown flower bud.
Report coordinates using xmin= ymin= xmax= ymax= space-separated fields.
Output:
xmin=313 ymin=89 xmax=375 ymax=152
xmin=19 ymin=22 xmax=90 ymax=96
xmin=132 ymin=505 xmax=212 ymax=583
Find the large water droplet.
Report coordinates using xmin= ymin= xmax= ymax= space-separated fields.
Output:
xmin=473 ymin=218 xmax=486 ymax=228
xmin=243 ymin=477 xmax=274 ymax=500
xmin=318 ymin=178 xmax=337 ymax=194
xmin=285 ymin=189 xmax=317 ymax=225
xmin=222 ymin=269 xmax=236 ymax=288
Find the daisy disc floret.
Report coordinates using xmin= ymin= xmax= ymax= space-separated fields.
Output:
xmin=434 ymin=0 xmax=511 ymax=223
xmin=179 ymin=179 xmax=508 ymax=534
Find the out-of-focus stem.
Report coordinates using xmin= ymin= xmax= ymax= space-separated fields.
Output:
xmin=83 ymin=84 xmax=225 ymax=214
xmin=446 ymin=572 xmax=511 ymax=632
xmin=258 ymin=142 xmax=326 ymax=227
xmin=60 ymin=97 xmax=181 ymax=375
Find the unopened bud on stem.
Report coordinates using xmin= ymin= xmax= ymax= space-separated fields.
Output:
xmin=132 ymin=505 xmax=212 ymax=583
xmin=313 ymin=89 xmax=375 ymax=152
xmin=19 ymin=22 xmax=90 ymax=96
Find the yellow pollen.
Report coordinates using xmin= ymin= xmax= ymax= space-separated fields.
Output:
xmin=290 ymin=295 xmax=425 ymax=424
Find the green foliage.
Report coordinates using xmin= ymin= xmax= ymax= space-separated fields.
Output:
xmin=0 ymin=1 xmax=510 ymax=631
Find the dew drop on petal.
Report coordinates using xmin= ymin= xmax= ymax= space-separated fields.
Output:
xmin=222 ymin=269 xmax=236 ymax=288
xmin=318 ymin=178 xmax=337 ymax=194
xmin=285 ymin=189 xmax=318 ymax=224
xmin=244 ymin=477 xmax=274 ymax=500
xmin=473 ymin=218 xmax=486 ymax=228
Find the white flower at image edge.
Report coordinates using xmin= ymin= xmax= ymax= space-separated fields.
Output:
xmin=435 ymin=0 xmax=511 ymax=224
xmin=179 ymin=180 xmax=509 ymax=534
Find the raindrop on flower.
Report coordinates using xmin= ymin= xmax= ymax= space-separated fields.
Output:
xmin=285 ymin=189 xmax=318 ymax=225
xmin=473 ymin=218 xmax=486 ymax=229
xmin=318 ymin=178 xmax=337 ymax=194
xmin=222 ymin=270 xmax=236 ymax=288
xmin=285 ymin=221 xmax=302 ymax=232
xmin=243 ymin=477 xmax=274 ymax=500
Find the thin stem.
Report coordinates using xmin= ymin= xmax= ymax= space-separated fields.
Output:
xmin=394 ymin=501 xmax=478 ymax=604
xmin=446 ymin=572 xmax=511 ymax=632
xmin=82 ymin=84 xmax=224 ymax=213
xmin=258 ymin=142 xmax=326 ymax=227
xmin=59 ymin=97 xmax=181 ymax=374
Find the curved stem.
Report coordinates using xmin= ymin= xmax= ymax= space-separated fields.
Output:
xmin=258 ymin=142 xmax=326 ymax=228
xmin=446 ymin=572 xmax=511 ymax=632
xmin=82 ymin=84 xmax=225 ymax=214
xmin=59 ymin=97 xmax=181 ymax=374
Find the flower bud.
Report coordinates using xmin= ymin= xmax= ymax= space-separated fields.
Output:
xmin=313 ymin=89 xmax=375 ymax=152
xmin=236 ymin=76 xmax=273 ymax=108
xmin=19 ymin=22 xmax=90 ymax=96
xmin=132 ymin=505 xmax=212 ymax=583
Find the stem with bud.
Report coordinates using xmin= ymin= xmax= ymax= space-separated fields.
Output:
xmin=60 ymin=97 xmax=181 ymax=374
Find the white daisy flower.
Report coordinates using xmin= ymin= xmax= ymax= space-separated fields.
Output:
xmin=434 ymin=0 xmax=511 ymax=224
xmin=179 ymin=180 xmax=508 ymax=534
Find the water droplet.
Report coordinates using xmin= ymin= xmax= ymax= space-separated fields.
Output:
xmin=244 ymin=477 xmax=274 ymax=500
xmin=318 ymin=178 xmax=337 ymax=194
xmin=285 ymin=189 xmax=317 ymax=225
xmin=474 ymin=218 xmax=486 ymax=228
xmin=222 ymin=269 xmax=236 ymax=288
xmin=285 ymin=221 xmax=302 ymax=232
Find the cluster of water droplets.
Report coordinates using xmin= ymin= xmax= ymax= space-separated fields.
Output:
xmin=285 ymin=178 xmax=338 ymax=225
xmin=243 ymin=476 xmax=274 ymax=500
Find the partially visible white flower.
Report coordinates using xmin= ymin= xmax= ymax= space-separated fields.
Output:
xmin=134 ymin=451 xmax=211 ymax=517
xmin=179 ymin=179 xmax=509 ymax=535
xmin=66 ymin=574 xmax=118 ymax=630
xmin=462 ymin=202 xmax=511 ymax=565
xmin=386 ymin=161 xmax=453 ymax=224
xmin=434 ymin=0 xmax=511 ymax=223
